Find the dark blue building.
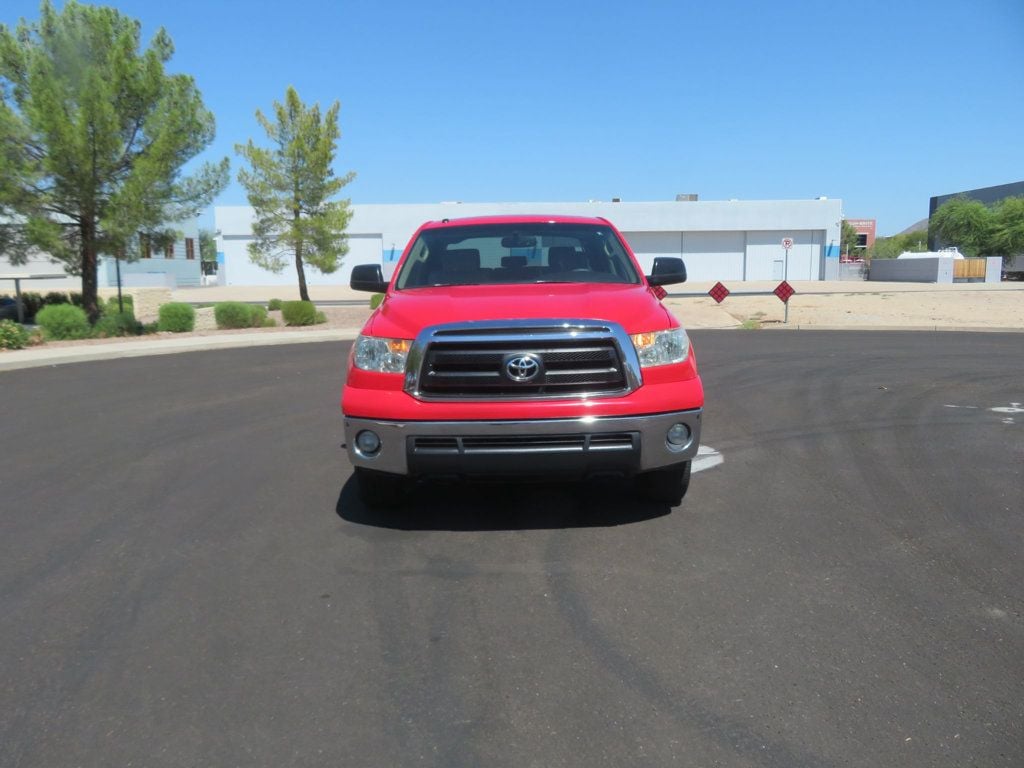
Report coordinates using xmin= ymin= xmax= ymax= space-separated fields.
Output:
xmin=929 ymin=180 xmax=1024 ymax=249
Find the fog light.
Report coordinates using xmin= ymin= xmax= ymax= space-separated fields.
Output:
xmin=666 ymin=423 xmax=690 ymax=447
xmin=355 ymin=430 xmax=381 ymax=456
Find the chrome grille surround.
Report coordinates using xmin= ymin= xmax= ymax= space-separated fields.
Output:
xmin=404 ymin=319 xmax=643 ymax=401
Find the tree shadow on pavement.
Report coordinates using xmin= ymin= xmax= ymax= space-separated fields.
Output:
xmin=335 ymin=475 xmax=672 ymax=531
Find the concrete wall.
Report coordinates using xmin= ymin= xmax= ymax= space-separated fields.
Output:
xmin=986 ymin=257 xmax=1002 ymax=283
xmin=216 ymin=198 xmax=843 ymax=284
xmin=869 ymin=258 xmax=955 ymax=283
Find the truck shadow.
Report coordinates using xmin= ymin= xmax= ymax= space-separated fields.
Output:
xmin=335 ymin=476 xmax=672 ymax=531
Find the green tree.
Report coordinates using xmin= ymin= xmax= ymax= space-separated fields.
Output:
xmin=991 ymin=197 xmax=1024 ymax=264
xmin=868 ymin=230 xmax=928 ymax=260
xmin=235 ymin=86 xmax=355 ymax=301
xmin=0 ymin=1 xmax=228 ymax=320
xmin=929 ymin=197 xmax=996 ymax=257
xmin=199 ymin=228 xmax=217 ymax=261
xmin=841 ymin=220 xmax=861 ymax=257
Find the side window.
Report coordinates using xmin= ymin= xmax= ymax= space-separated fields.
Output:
xmin=397 ymin=238 xmax=431 ymax=288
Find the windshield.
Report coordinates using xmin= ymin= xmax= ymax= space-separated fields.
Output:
xmin=394 ymin=223 xmax=641 ymax=289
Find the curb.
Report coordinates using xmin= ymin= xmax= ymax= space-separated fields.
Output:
xmin=0 ymin=328 xmax=364 ymax=372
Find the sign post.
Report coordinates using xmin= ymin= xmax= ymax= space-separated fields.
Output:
xmin=780 ymin=237 xmax=794 ymax=323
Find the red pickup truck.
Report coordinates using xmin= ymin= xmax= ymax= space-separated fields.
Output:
xmin=342 ymin=215 xmax=704 ymax=507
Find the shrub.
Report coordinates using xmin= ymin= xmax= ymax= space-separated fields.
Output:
xmin=369 ymin=293 xmax=384 ymax=310
xmin=315 ymin=310 xmax=326 ymax=324
xmin=0 ymin=319 xmax=30 ymax=350
xmin=94 ymin=311 xmax=142 ymax=337
xmin=44 ymin=291 xmax=69 ymax=305
xmin=68 ymin=292 xmax=84 ymax=307
xmin=157 ymin=302 xmax=195 ymax=332
xmin=249 ymin=305 xmax=267 ymax=327
xmin=19 ymin=292 xmax=45 ymax=319
xmin=267 ymin=298 xmax=283 ymax=311
xmin=262 ymin=317 xmax=277 ymax=327
xmin=103 ymin=296 xmax=135 ymax=319
xmin=35 ymin=304 xmax=91 ymax=340
xmin=281 ymin=300 xmax=320 ymax=326
xmin=214 ymin=301 xmax=264 ymax=329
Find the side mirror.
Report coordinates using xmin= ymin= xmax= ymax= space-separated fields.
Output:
xmin=350 ymin=264 xmax=389 ymax=293
xmin=646 ymin=257 xmax=687 ymax=286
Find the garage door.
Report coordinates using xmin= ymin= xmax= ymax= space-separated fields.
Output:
xmin=682 ymin=231 xmax=745 ymax=281
xmin=622 ymin=232 xmax=681 ymax=275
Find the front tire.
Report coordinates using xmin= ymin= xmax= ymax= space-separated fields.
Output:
xmin=635 ymin=461 xmax=691 ymax=505
xmin=354 ymin=467 xmax=408 ymax=508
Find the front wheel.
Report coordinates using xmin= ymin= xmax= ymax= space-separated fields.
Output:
xmin=635 ymin=461 xmax=691 ymax=505
xmin=354 ymin=467 xmax=409 ymax=508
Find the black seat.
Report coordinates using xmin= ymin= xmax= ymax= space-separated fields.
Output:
xmin=548 ymin=246 xmax=588 ymax=272
xmin=428 ymin=248 xmax=481 ymax=284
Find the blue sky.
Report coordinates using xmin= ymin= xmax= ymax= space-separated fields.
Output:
xmin=4 ymin=0 xmax=1023 ymax=234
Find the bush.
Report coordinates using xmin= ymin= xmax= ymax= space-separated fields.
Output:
xmin=267 ymin=298 xmax=283 ymax=311
xmin=104 ymin=295 xmax=134 ymax=313
xmin=262 ymin=317 xmax=277 ymax=327
xmin=158 ymin=302 xmax=195 ymax=333
xmin=281 ymin=300 xmax=321 ymax=326
xmin=249 ymin=305 xmax=267 ymax=327
xmin=214 ymin=301 xmax=264 ymax=329
xmin=369 ymin=293 xmax=384 ymax=310
xmin=19 ymin=292 xmax=45 ymax=319
xmin=0 ymin=319 xmax=30 ymax=350
xmin=93 ymin=311 xmax=142 ymax=338
xmin=315 ymin=310 xmax=326 ymax=324
xmin=44 ymin=291 xmax=69 ymax=305
xmin=35 ymin=304 xmax=91 ymax=340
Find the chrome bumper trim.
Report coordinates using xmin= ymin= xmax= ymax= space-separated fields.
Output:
xmin=344 ymin=409 xmax=702 ymax=476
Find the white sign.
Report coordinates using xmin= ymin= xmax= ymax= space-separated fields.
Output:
xmin=781 ymin=237 xmax=794 ymax=250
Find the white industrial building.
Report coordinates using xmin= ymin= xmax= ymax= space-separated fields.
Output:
xmin=1 ymin=218 xmax=202 ymax=291
xmin=215 ymin=197 xmax=844 ymax=285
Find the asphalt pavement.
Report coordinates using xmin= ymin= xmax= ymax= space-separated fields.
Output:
xmin=1 ymin=332 xmax=1022 ymax=767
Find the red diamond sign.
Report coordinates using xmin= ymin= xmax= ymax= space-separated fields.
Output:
xmin=708 ymin=282 xmax=730 ymax=303
xmin=773 ymin=281 xmax=795 ymax=303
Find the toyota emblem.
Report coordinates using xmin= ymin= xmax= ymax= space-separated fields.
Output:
xmin=505 ymin=355 xmax=540 ymax=382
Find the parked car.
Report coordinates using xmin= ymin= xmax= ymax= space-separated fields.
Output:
xmin=342 ymin=215 xmax=704 ymax=507
xmin=0 ymin=297 xmax=20 ymax=322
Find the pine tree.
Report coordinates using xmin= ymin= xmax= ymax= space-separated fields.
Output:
xmin=0 ymin=1 xmax=228 ymax=320
xmin=235 ymin=87 xmax=355 ymax=301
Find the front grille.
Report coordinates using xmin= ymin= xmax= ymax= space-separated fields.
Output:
xmin=417 ymin=338 xmax=627 ymax=398
xmin=410 ymin=432 xmax=636 ymax=455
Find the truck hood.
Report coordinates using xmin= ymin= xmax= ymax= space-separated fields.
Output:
xmin=367 ymin=283 xmax=677 ymax=339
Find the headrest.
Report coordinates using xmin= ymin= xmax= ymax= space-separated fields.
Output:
xmin=441 ymin=248 xmax=480 ymax=271
xmin=501 ymin=255 xmax=527 ymax=268
xmin=548 ymin=246 xmax=587 ymax=271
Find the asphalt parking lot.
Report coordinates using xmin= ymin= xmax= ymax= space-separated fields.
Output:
xmin=1 ymin=331 xmax=1022 ymax=767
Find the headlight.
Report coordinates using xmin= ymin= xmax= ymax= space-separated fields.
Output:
xmin=354 ymin=335 xmax=411 ymax=373
xmin=630 ymin=328 xmax=689 ymax=367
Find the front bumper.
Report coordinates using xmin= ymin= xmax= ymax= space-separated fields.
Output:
xmin=344 ymin=409 xmax=702 ymax=478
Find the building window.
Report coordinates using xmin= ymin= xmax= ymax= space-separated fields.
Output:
xmin=165 ymin=241 xmax=175 ymax=259
xmin=185 ymin=238 xmax=195 ymax=260
xmin=856 ymin=234 xmax=868 ymax=248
